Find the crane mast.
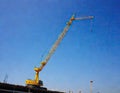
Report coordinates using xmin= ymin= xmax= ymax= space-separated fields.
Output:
xmin=25 ymin=14 xmax=94 ymax=88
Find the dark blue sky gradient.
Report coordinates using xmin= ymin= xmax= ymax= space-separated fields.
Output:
xmin=0 ymin=0 xmax=120 ymax=93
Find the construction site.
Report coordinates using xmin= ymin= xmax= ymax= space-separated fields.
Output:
xmin=0 ymin=15 xmax=93 ymax=93
xmin=1 ymin=0 xmax=120 ymax=93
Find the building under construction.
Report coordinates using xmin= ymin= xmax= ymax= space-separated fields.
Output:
xmin=0 ymin=82 xmax=64 ymax=93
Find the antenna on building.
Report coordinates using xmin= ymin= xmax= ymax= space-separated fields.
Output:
xmin=3 ymin=74 xmax=8 ymax=83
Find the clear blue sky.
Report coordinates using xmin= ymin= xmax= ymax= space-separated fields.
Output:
xmin=0 ymin=0 xmax=120 ymax=93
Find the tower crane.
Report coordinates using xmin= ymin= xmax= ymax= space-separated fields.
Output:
xmin=25 ymin=14 xmax=94 ymax=89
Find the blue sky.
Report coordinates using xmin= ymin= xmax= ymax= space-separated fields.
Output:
xmin=0 ymin=0 xmax=120 ymax=93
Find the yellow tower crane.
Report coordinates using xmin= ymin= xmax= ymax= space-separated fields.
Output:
xmin=25 ymin=14 xmax=94 ymax=89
